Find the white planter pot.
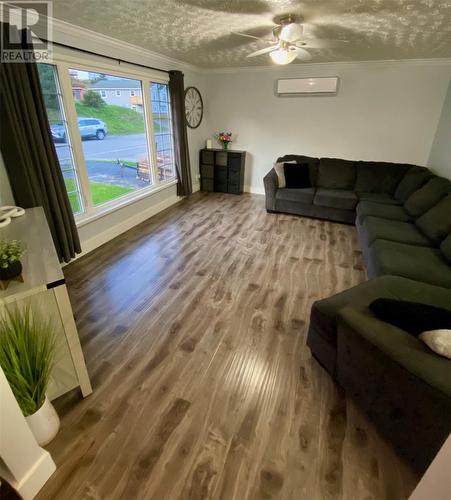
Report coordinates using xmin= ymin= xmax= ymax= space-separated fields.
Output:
xmin=25 ymin=396 xmax=60 ymax=446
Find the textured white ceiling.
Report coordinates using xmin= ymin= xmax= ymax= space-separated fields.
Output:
xmin=52 ymin=0 xmax=451 ymax=67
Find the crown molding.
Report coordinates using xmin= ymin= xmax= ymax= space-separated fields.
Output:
xmin=50 ymin=17 xmax=200 ymax=74
xmin=201 ymin=57 xmax=451 ymax=75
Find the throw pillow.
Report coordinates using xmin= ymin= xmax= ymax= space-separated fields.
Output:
xmin=274 ymin=160 xmax=296 ymax=188
xmin=418 ymin=330 xmax=451 ymax=359
xmin=369 ymin=298 xmax=451 ymax=336
xmin=284 ymin=163 xmax=311 ymax=189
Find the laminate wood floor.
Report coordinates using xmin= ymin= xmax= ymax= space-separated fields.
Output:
xmin=38 ymin=193 xmax=419 ymax=500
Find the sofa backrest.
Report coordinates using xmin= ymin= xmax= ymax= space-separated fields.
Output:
xmin=276 ymin=154 xmax=426 ymax=196
xmin=404 ymin=177 xmax=451 ymax=218
xmin=354 ymin=161 xmax=412 ymax=194
xmin=415 ymin=194 xmax=451 ymax=245
xmin=277 ymin=154 xmax=319 ymax=186
xmin=394 ymin=167 xmax=434 ymax=202
xmin=317 ymin=158 xmax=357 ymax=190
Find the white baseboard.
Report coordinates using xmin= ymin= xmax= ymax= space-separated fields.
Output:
xmin=244 ymin=185 xmax=265 ymax=195
xmin=76 ymin=193 xmax=180 ymax=259
xmin=14 ymin=450 xmax=56 ymax=500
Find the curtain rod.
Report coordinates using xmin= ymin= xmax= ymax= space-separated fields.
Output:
xmin=43 ymin=39 xmax=170 ymax=74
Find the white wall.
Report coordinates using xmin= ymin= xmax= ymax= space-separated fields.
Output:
xmin=0 ymin=152 xmax=15 ymax=206
xmin=428 ymin=76 xmax=451 ymax=180
xmin=204 ymin=60 xmax=451 ymax=193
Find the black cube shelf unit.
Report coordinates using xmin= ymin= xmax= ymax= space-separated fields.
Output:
xmin=200 ymin=148 xmax=246 ymax=195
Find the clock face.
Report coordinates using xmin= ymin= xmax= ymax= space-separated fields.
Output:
xmin=184 ymin=87 xmax=203 ymax=129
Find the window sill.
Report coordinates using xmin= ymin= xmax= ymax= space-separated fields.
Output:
xmin=75 ymin=179 xmax=177 ymax=228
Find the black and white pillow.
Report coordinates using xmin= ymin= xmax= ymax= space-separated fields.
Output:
xmin=274 ymin=160 xmax=296 ymax=188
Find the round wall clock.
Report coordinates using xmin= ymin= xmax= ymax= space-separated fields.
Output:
xmin=184 ymin=86 xmax=203 ymax=129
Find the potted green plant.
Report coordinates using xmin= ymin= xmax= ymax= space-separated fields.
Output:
xmin=0 ymin=306 xmax=59 ymax=446
xmin=0 ymin=239 xmax=24 ymax=281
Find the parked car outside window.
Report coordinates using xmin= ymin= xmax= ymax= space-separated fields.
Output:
xmin=50 ymin=117 xmax=108 ymax=142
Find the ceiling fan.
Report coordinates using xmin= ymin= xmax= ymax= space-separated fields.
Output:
xmin=233 ymin=14 xmax=347 ymax=65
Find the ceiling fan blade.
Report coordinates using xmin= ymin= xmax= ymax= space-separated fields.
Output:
xmin=247 ymin=45 xmax=279 ymax=58
xmin=280 ymin=23 xmax=303 ymax=43
xmin=296 ymin=38 xmax=348 ymax=49
xmin=232 ymin=31 xmax=274 ymax=43
xmin=294 ymin=47 xmax=313 ymax=61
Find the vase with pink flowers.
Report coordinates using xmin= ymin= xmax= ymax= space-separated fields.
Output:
xmin=215 ymin=132 xmax=232 ymax=150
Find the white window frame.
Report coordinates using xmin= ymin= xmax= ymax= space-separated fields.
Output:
xmin=130 ymin=90 xmax=136 ymax=96
xmin=48 ymin=50 xmax=175 ymax=226
xmin=99 ymin=89 xmax=107 ymax=98
xmin=115 ymin=90 xmax=121 ymax=96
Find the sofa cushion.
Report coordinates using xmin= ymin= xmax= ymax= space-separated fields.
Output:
xmin=367 ymin=239 xmax=451 ymax=288
xmin=356 ymin=201 xmax=412 ymax=224
xmin=357 ymin=216 xmax=431 ymax=248
xmin=338 ymin=306 xmax=451 ymax=398
xmin=283 ymin=163 xmax=312 ymax=189
xmin=314 ymin=189 xmax=358 ymax=210
xmin=336 ymin=306 xmax=451 ymax=471
xmin=415 ymin=194 xmax=451 ymax=244
xmin=441 ymin=234 xmax=451 ymax=264
xmin=357 ymin=192 xmax=401 ymax=205
xmin=308 ymin=275 xmax=451 ymax=356
xmin=276 ymin=187 xmax=315 ymax=204
xmin=395 ymin=168 xmax=433 ymax=202
xmin=317 ymin=158 xmax=356 ymax=189
xmin=404 ymin=177 xmax=451 ymax=217
xmin=277 ymin=155 xmax=319 ymax=186
xmin=355 ymin=162 xmax=410 ymax=194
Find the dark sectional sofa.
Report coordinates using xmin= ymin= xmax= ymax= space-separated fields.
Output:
xmin=264 ymin=155 xmax=451 ymax=471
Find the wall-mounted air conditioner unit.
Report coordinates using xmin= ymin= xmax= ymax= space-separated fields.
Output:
xmin=276 ymin=77 xmax=339 ymax=96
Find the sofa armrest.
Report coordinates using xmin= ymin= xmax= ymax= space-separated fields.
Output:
xmin=263 ymin=168 xmax=279 ymax=211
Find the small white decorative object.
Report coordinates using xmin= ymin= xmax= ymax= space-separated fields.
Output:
xmin=0 ymin=206 xmax=25 ymax=228
xmin=25 ymin=396 xmax=60 ymax=446
xmin=206 ymin=139 xmax=212 ymax=149
xmin=419 ymin=330 xmax=451 ymax=359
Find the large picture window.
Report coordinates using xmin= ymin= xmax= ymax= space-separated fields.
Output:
xmin=37 ymin=61 xmax=176 ymax=221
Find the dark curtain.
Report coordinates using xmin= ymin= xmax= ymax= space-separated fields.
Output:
xmin=0 ymin=25 xmax=81 ymax=262
xmin=168 ymin=70 xmax=192 ymax=197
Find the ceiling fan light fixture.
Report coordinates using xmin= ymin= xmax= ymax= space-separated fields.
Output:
xmin=270 ymin=48 xmax=297 ymax=65
xmin=280 ymin=23 xmax=303 ymax=43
